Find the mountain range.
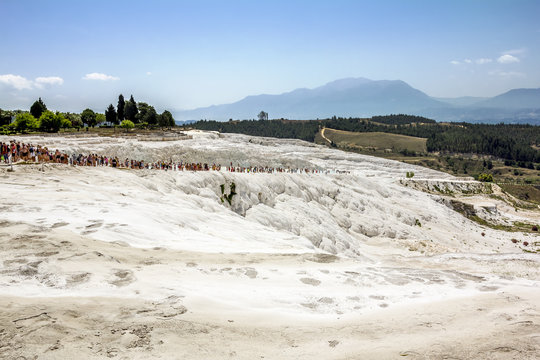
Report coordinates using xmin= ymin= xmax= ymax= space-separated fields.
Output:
xmin=175 ymin=77 xmax=540 ymax=124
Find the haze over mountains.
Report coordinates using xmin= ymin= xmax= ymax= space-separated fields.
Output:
xmin=176 ymin=78 xmax=540 ymax=124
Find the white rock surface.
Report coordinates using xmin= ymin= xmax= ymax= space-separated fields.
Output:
xmin=0 ymin=131 xmax=538 ymax=359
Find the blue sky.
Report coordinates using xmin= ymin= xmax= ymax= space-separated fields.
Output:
xmin=1 ymin=0 xmax=539 ymax=113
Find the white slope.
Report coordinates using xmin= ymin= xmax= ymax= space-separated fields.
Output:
xmin=0 ymin=131 xmax=539 ymax=359
xmin=0 ymin=132 xmax=540 ymax=359
xmin=0 ymin=131 xmax=530 ymax=258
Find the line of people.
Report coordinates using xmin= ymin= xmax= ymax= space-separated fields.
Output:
xmin=1 ymin=140 xmax=349 ymax=174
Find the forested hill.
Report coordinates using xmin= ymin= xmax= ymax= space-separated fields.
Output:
xmin=189 ymin=115 xmax=540 ymax=164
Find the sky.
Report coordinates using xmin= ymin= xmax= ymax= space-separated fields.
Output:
xmin=1 ymin=0 xmax=539 ymax=114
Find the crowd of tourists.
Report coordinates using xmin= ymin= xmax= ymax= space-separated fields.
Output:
xmin=1 ymin=140 xmax=346 ymax=174
xmin=1 ymin=140 xmax=60 ymax=163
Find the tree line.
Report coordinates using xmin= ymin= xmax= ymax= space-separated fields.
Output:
xmin=189 ymin=115 xmax=540 ymax=164
xmin=0 ymin=95 xmax=175 ymax=133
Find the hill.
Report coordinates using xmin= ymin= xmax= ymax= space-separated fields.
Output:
xmin=320 ymin=128 xmax=427 ymax=153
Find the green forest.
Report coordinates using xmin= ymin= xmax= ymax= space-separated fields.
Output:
xmin=190 ymin=115 xmax=540 ymax=166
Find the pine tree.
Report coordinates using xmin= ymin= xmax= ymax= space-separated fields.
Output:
xmin=30 ymin=97 xmax=47 ymax=119
xmin=105 ymin=104 xmax=118 ymax=125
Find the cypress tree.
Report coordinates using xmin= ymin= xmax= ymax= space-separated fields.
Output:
xmin=105 ymin=104 xmax=118 ymax=125
xmin=124 ymin=95 xmax=138 ymax=122
xmin=117 ymin=94 xmax=125 ymax=121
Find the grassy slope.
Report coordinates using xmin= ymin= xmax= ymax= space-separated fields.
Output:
xmin=316 ymin=128 xmax=540 ymax=206
xmin=321 ymin=128 xmax=427 ymax=153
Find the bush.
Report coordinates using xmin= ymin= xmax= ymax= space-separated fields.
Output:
xmin=532 ymin=225 xmax=538 ymax=232
xmin=0 ymin=124 xmax=14 ymax=135
xmin=13 ymin=113 xmax=38 ymax=133
xmin=39 ymin=111 xmax=64 ymax=132
xmin=120 ymin=120 xmax=135 ymax=130
xmin=220 ymin=182 xmax=237 ymax=205
xmin=477 ymin=173 xmax=493 ymax=182
xmin=504 ymin=159 xmax=515 ymax=166
xmin=406 ymin=171 xmax=415 ymax=178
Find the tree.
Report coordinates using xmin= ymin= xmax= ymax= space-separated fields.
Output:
xmin=95 ymin=113 xmax=106 ymax=126
xmin=30 ymin=97 xmax=47 ymax=119
xmin=39 ymin=111 xmax=63 ymax=132
xmin=159 ymin=110 xmax=175 ymax=128
xmin=105 ymin=104 xmax=118 ymax=125
xmin=146 ymin=107 xmax=157 ymax=125
xmin=0 ymin=108 xmax=14 ymax=126
xmin=136 ymin=102 xmax=157 ymax=125
xmin=60 ymin=117 xmax=72 ymax=130
xmin=117 ymin=94 xmax=125 ymax=121
xmin=13 ymin=113 xmax=38 ymax=133
xmin=124 ymin=95 xmax=138 ymax=122
xmin=81 ymin=108 xmax=97 ymax=127
xmin=65 ymin=113 xmax=83 ymax=129
xmin=258 ymin=111 xmax=268 ymax=121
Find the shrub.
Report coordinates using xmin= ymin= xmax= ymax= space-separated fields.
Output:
xmin=13 ymin=113 xmax=38 ymax=133
xmin=523 ymin=241 xmax=529 ymax=246
xmin=477 ymin=173 xmax=493 ymax=182
xmin=220 ymin=182 xmax=237 ymax=205
xmin=504 ymin=159 xmax=515 ymax=166
xmin=532 ymin=225 xmax=538 ymax=232
xmin=511 ymin=238 xmax=518 ymax=243
xmin=39 ymin=111 xmax=64 ymax=132
xmin=120 ymin=120 xmax=135 ymax=130
xmin=406 ymin=171 xmax=415 ymax=178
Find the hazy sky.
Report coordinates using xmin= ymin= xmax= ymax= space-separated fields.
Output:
xmin=1 ymin=0 xmax=539 ymax=113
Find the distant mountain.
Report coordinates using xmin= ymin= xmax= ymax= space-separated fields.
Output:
xmin=175 ymin=78 xmax=540 ymax=124
xmin=424 ymin=88 xmax=540 ymax=124
xmin=177 ymin=78 xmax=446 ymax=121
xmin=472 ymin=88 xmax=540 ymax=109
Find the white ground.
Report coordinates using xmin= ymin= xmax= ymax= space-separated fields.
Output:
xmin=0 ymin=131 xmax=539 ymax=359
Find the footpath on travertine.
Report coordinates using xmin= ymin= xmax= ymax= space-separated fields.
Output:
xmin=1 ymin=138 xmax=349 ymax=174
